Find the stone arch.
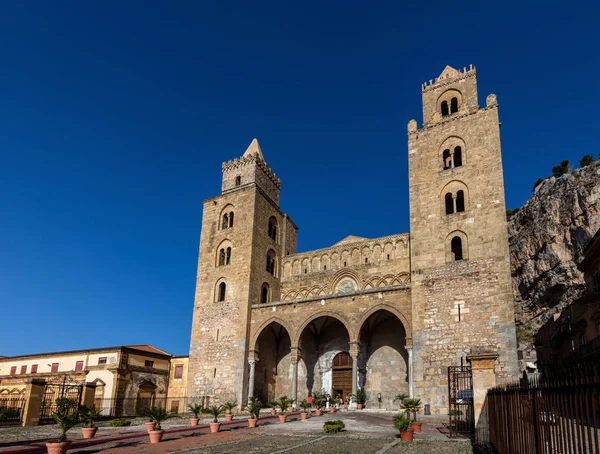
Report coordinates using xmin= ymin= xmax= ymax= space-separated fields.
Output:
xmin=437 ymin=89 xmax=462 ymax=116
xmin=283 ymin=260 xmax=292 ymax=279
xmin=372 ymin=243 xmax=382 ymax=262
xmin=440 ymin=180 xmax=469 ymax=216
xmin=311 ymin=256 xmax=320 ymax=272
xmin=357 ymin=303 xmax=412 ymax=342
xmin=391 ymin=272 xmax=410 ymax=285
xmin=341 ymin=250 xmax=350 ymax=267
xmin=215 ymin=239 xmax=233 ymax=267
xmin=321 ymin=254 xmax=330 ymax=271
xmin=219 ymin=204 xmax=235 ymax=230
xmin=383 ymin=242 xmax=394 ymax=260
xmin=293 ymin=311 xmax=354 ymax=348
xmin=351 ymin=248 xmax=360 ymax=264
xmin=446 ymin=230 xmax=469 ymax=262
xmin=301 ymin=257 xmax=310 ymax=274
xmin=329 ymin=268 xmax=363 ymax=294
xmin=330 ymin=252 xmax=340 ymax=269
xmin=361 ymin=246 xmax=371 ymax=264
xmin=214 ymin=277 xmax=227 ymax=302
xmin=292 ymin=260 xmax=300 ymax=276
xmin=251 ymin=317 xmax=294 ymax=352
xmin=439 ymin=136 xmax=467 ymax=170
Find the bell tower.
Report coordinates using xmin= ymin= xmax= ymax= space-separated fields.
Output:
xmin=408 ymin=65 xmax=519 ymax=413
xmin=187 ymin=139 xmax=297 ymax=405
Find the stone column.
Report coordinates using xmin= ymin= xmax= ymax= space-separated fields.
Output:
xmin=406 ymin=346 xmax=414 ymax=398
xmin=21 ymin=378 xmax=46 ymax=427
xmin=247 ymin=358 xmax=257 ymax=402
xmin=468 ymin=352 xmax=499 ymax=442
xmin=81 ymin=382 xmax=97 ymax=409
xmin=349 ymin=341 xmax=360 ymax=409
xmin=290 ymin=347 xmax=301 ymax=407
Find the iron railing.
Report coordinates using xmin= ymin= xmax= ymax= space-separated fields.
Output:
xmin=93 ymin=396 xmax=210 ymax=417
xmin=448 ymin=365 xmax=474 ymax=438
xmin=488 ymin=366 xmax=600 ymax=454
xmin=0 ymin=398 xmax=25 ymax=426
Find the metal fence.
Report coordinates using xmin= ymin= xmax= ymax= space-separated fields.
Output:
xmin=93 ymin=396 xmax=211 ymax=417
xmin=487 ymin=367 xmax=600 ymax=454
xmin=0 ymin=397 xmax=25 ymax=426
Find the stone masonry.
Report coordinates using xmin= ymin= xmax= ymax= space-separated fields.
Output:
xmin=187 ymin=65 xmax=520 ymax=413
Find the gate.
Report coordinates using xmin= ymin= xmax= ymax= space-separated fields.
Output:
xmin=448 ymin=365 xmax=474 ymax=438
xmin=39 ymin=382 xmax=82 ymax=422
xmin=0 ymin=397 xmax=26 ymax=426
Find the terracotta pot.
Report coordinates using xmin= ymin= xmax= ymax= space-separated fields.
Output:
xmin=278 ymin=414 xmax=287 ymax=423
xmin=82 ymin=427 xmax=98 ymax=439
xmin=411 ymin=422 xmax=422 ymax=433
xmin=400 ymin=428 xmax=414 ymax=442
xmin=46 ymin=441 xmax=70 ymax=454
xmin=288 ymin=406 xmax=293 ymax=413
xmin=209 ymin=422 xmax=221 ymax=433
xmin=301 ymin=411 xmax=308 ymax=420
xmin=248 ymin=417 xmax=258 ymax=428
xmin=149 ymin=430 xmax=164 ymax=443
xmin=270 ymin=408 xmax=277 ymax=416
xmin=225 ymin=413 xmax=233 ymax=422
xmin=357 ymin=403 xmax=364 ymax=410
xmin=190 ymin=417 xmax=199 ymax=426
xmin=315 ymin=409 xmax=322 ymax=416
xmin=145 ymin=421 xmax=156 ymax=432
xmin=329 ymin=407 xmax=336 ymax=413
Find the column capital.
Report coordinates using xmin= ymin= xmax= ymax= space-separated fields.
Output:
xmin=290 ymin=346 xmax=302 ymax=364
xmin=349 ymin=341 xmax=360 ymax=358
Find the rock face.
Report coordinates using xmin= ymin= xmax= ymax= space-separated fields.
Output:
xmin=509 ymin=161 xmax=600 ymax=341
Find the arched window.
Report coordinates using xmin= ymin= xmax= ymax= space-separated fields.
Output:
xmin=217 ymin=282 xmax=226 ymax=302
xmin=268 ymin=216 xmax=278 ymax=241
xmin=226 ymin=247 xmax=231 ymax=265
xmin=451 ymin=237 xmax=463 ymax=261
xmin=266 ymin=250 xmax=276 ymax=276
xmin=454 ymin=146 xmax=462 ymax=167
xmin=219 ymin=249 xmax=226 ymax=266
xmin=261 ymin=283 xmax=269 ymax=304
xmin=456 ymin=191 xmax=465 ymax=213
xmin=445 ymin=193 xmax=454 ymax=215
xmin=221 ymin=213 xmax=229 ymax=230
xmin=450 ymin=97 xmax=459 ymax=114
xmin=441 ymin=101 xmax=449 ymax=117
xmin=229 ymin=212 xmax=234 ymax=228
xmin=443 ymin=149 xmax=451 ymax=170
xmin=235 ymin=176 xmax=241 ymax=187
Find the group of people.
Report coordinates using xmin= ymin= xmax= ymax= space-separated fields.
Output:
xmin=306 ymin=393 xmax=350 ymax=409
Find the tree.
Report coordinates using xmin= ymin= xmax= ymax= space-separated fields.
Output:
xmin=552 ymin=160 xmax=570 ymax=177
xmin=580 ymin=154 xmax=594 ymax=167
xmin=506 ymin=208 xmax=520 ymax=218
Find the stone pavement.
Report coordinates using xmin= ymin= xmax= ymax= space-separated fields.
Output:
xmin=0 ymin=411 xmax=473 ymax=453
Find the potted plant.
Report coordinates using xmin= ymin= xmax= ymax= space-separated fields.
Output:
xmin=401 ymin=398 xmax=423 ymax=433
xmin=46 ymin=398 xmax=79 ymax=454
xmin=223 ymin=401 xmax=237 ymax=422
xmin=312 ymin=391 xmax=324 ymax=416
xmin=327 ymin=395 xmax=336 ymax=413
xmin=143 ymin=406 xmax=171 ymax=443
xmin=202 ymin=405 xmax=225 ymax=433
xmin=244 ymin=396 xmax=262 ymax=428
xmin=79 ymin=406 xmax=102 ymax=439
xmin=356 ymin=388 xmax=367 ymax=409
xmin=287 ymin=399 xmax=295 ymax=413
xmin=394 ymin=393 xmax=408 ymax=410
xmin=269 ymin=400 xmax=278 ymax=416
xmin=393 ymin=414 xmax=414 ymax=442
xmin=299 ymin=399 xmax=310 ymax=420
xmin=273 ymin=396 xmax=292 ymax=423
xmin=188 ymin=403 xmax=203 ymax=426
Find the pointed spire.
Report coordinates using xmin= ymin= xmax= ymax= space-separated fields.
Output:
xmin=243 ymin=138 xmax=263 ymax=159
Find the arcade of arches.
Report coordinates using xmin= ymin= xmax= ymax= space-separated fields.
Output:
xmin=250 ymin=310 xmax=410 ymax=409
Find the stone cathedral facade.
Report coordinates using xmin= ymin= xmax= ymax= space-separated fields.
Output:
xmin=187 ymin=65 xmax=519 ymax=413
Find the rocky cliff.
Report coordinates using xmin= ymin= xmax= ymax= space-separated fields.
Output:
xmin=508 ymin=161 xmax=600 ymax=342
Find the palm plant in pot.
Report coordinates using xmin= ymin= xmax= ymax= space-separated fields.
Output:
xmin=79 ymin=406 xmax=102 ymax=439
xmin=401 ymin=398 xmax=423 ymax=433
xmin=274 ymin=396 xmax=292 ymax=423
xmin=327 ymin=395 xmax=336 ymax=413
xmin=244 ymin=396 xmax=262 ymax=428
xmin=268 ymin=400 xmax=278 ymax=416
xmin=223 ymin=401 xmax=237 ymax=422
xmin=356 ymin=388 xmax=368 ymax=409
xmin=188 ymin=403 xmax=203 ymax=426
xmin=202 ymin=405 xmax=225 ymax=433
xmin=143 ymin=406 xmax=171 ymax=443
xmin=46 ymin=398 xmax=79 ymax=454
xmin=312 ymin=391 xmax=324 ymax=416
xmin=393 ymin=414 xmax=414 ymax=442
xmin=299 ymin=399 xmax=310 ymax=420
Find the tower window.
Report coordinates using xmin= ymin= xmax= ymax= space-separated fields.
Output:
xmin=365 ymin=258 xmax=368 ymax=263
xmin=441 ymin=101 xmax=449 ymax=117
xmin=266 ymin=250 xmax=276 ymax=276
xmin=443 ymin=149 xmax=451 ymax=170
xmin=445 ymin=193 xmax=454 ymax=215
xmin=229 ymin=212 xmax=234 ymax=227
xmin=218 ymin=282 xmax=226 ymax=302
xmin=456 ymin=190 xmax=465 ymax=213
xmin=219 ymin=249 xmax=226 ymax=266
xmin=268 ymin=216 xmax=278 ymax=241
xmin=387 ymin=254 xmax=390 ymax=260
xmin=226 ymin=247 xmax=231 ymax=265
xmin=261 ymin=283 xmax=270 ymax=304
xmin=323 ymin=265 xmax=326 ymax=270
xmin=343 ymin=261 xmax=347 ymax=267
xmin=235 ymin=176 xmax=241 ymax=187
xmin=222 ymin=213 xmax=229 ymax=230
xmin=304 ymin=268 xmax=307 ymax=274
xmin=450 ymin=97 xmax=459 ymax=114
xmin=451 ymin=237 xmax=463 ymax=261
xmin=454 ymin=146 xmax=463 ymax=167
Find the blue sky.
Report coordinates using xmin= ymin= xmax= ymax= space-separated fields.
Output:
xmin=1 ymin=1 xmax=598 ymax=356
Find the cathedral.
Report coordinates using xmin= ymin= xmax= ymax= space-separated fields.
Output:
xmin=186 ymin=65 xmax=519 ymax=413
